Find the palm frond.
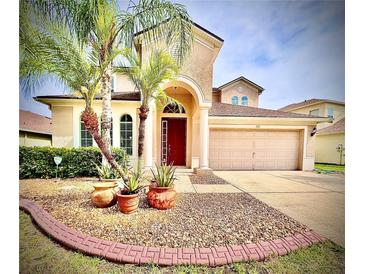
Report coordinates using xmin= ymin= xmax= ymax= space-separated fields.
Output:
xmin=118 ymin=0 xmax=193 ymax=66
xmin=115 ymin=47 xmax=179 ymax=108
xmin=20 ymin=1 xmax=101 ymax=104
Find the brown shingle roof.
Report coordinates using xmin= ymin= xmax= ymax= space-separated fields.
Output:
xmin=317 ymin=118 xmax=345 ymax=135
xmin=209 ymin=102 xmax=326 ymax=118
xmin=35 ymin=92 xmax=141 ymax=101
xmin=278 ymin=99 xmax=345 ymax=112
xmin=19 ymin=110 xmax=52 ymax=135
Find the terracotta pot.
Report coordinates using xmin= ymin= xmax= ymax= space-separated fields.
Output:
xmin=147 ymin=185 xmax=177 ymax=210
xmin=116 ymin=192 xmax=139 ymax=214
xmin=91 ymin=180 xmax=118 ymax=208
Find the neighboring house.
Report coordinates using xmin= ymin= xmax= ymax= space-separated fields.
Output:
xmin=278 ymin=99 xmax=345 ymax=165
xmin=19 ymin=110 xmax=52 ymax=147
xmin=35 ymin=22 xmax=329 ymax=172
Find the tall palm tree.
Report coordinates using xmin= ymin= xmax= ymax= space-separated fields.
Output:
xmin=115 ymin=48 xmax=179 ymax=161
xmin=19 ymin=1 xmax=124 ymax=175
xmin=25 ymin=0 xmax=193 ymax=164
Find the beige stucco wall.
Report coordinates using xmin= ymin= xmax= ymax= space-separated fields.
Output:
xmin=220 ymin=81 xmax=260 ymax=107
xmin=315 ymin=133 xmax=345 ymax=165
xmin=52 ymin=105 xmax=74 ymax=147
xmin=138 ymin=27 xmax=222 ymax=104
xmin=19 ymin=131 xmax=52 ymax=147
xmin=287 ymin=102 xmax=345 ymax=129
xmin=70 ymin=100 xmax=140 ymax=162
xmin=114 ymin=74 xmax=135 ymax=92
xmin=212 ymin=92 xmax=220 ymax=103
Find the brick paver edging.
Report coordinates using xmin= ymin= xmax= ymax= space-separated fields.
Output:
xmin=19 ymin=199 xmax=326 ymax=266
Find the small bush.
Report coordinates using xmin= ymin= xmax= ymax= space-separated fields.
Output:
xmin=19 ymin=146 xmax=128 ymax=179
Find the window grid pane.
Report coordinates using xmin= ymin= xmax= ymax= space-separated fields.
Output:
xmin=232 ymin=96 xmax=238 ymax=105
xmin=120 ymin=115 xmax=133 ymax=155
xmin=80 ymin=122 xmax=92 ymax=147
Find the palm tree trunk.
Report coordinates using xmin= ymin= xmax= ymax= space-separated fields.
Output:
xmin=100 ymin=65 xmax=113 ymax=165
xmin=81 ymin=107 xmax=124 ymax=178
xmin=138 ymin=106 xmax=150 ymax=159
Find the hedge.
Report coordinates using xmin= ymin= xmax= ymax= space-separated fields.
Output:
xmin=19 ymin=146 xmax=128 ymax=179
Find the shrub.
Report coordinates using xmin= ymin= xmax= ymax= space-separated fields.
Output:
xmin=19 ymin=146 xmax=129 ymax=179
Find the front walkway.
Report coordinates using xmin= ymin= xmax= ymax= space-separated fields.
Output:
xmin=178 ymin=171 xmax=344 ymax=247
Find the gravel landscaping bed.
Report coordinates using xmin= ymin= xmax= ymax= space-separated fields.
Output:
xmin=20 ymin=179 xmax=309 ymax=248
xmin=189 ymin=174 xmax=229 ymax=184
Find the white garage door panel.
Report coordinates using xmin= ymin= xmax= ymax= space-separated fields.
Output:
xmin=209 ymin=129 xmax=300 ymax=170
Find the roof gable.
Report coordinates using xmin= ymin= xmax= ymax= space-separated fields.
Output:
xmin=279 ymin=99 xmax=345 ymax=112
xmin=217 ymin=76 xmax=264 ymax=94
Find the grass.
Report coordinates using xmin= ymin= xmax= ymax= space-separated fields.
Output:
xmin=315 ymin=163 xmax=345 ymax=173
xmin=20 ymin=211 xmax=345 ymax=274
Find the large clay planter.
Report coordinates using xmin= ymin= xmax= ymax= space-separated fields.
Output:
xmin=91 ymin=180 xmax=118 ymax=208
xmin=147 ymin=186 xmax=177 ymax=210
xmin=116 ymin=192 xmax=139 ymax=214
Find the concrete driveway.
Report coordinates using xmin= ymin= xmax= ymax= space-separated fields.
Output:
xmin=214 ymin=171 xmax=345 ymax=247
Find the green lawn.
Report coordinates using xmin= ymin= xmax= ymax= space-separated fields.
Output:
xmin=315 ymin=164 xmax=345 ymax=173
xmin=20 ymin=212 xmax=345 ymax=274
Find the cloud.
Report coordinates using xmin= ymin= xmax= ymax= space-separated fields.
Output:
xmin=177 ymin=0 xmax=345 ymax=109
xmin=20 ymin=0 xmax=345 ymax=115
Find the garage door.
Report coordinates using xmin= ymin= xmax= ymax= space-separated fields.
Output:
xmin=209 ymin=129 xmax=300 ymax=170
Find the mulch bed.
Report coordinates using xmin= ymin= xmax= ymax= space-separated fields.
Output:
xmin=189 ymin=174 xmax=229 ymax=184
xmin=20 ymin=179 xmax=309 ymax=248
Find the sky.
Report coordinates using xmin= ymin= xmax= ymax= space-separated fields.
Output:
xmin=19 ymin=0 xmax=345 ymax=117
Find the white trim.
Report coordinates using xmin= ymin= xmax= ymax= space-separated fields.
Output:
xmin=209 ymin=124 xmax=307 ymax=130
xmin=208 ymin=116 xmax=330 ymax=123
xmin=19 ymin=128 xmax=51 ymax=136
xmin=163 ymin=75 xmax=212 ymax=107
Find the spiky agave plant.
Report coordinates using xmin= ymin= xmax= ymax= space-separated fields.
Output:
xmin=120 ymin=163 xmax=147 ymax=195
xmin=151 ymin=163 xmax=177 ymax=187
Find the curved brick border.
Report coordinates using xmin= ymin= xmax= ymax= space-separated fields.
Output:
xmin=19 ymin=199 xmax=326 ymax=266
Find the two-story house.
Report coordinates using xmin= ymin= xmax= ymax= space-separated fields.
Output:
xmin=35 ymin=22 xmax=329 ymax=173
xmin=279 ymin=99 xmax=345 ymax=165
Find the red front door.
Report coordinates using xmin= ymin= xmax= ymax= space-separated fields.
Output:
xmin=161 ymin=118 xmax=186 ymax=166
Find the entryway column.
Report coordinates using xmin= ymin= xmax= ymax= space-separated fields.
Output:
xmin=144 ymin=104 xmax=154 ymax=169
xmin=197 ymin=107 xmax=212 ymax=175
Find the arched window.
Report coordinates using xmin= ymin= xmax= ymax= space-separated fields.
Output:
xmin=232 ymin=96 xmax=238 ymax=105
xmin=120 ymin=114 xmax=133 ymax=155
xmin=80 ymin=121 xmax=93 ymax=147
xmin=163 ymin=103 xmax=186 ymax=113
xmin=241 ymin=96 xmax=248 ymax=106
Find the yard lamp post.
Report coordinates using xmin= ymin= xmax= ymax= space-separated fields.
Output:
xmin=54 ymin=156 xmax=62 ymax=180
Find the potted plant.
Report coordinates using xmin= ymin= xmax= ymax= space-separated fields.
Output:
xmin=116 ymin=167 xmax=145 ymax=214
xmin=91 ymin=164 xmax=120 ymax=208
xmin=147 ymin=163 xmax=177 ymax=210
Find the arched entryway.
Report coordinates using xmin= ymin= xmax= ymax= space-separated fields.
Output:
xmin=161 ymin=103 xmax=187 ymax=166
xmin=144 ymin=75 xmax=212 ymax=172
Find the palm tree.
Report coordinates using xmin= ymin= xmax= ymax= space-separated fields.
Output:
xmin=25 ymin=0 xmax=193 ymax=164
xmin=19 ymin=1 xmax=124 ymax=175
xmin=115 ymin=48 xmax=179 ymax=161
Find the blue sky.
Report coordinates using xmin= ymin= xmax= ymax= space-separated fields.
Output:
xmin=20 ymin=0 xmax=345 ymax=117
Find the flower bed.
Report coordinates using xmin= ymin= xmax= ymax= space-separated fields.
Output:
xmin=20 ymin=179 xmax=309 ymax=248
